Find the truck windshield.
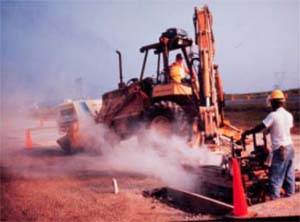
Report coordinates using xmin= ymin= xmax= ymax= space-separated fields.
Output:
xmin=60 ymin=108 xmax=74 ymax=117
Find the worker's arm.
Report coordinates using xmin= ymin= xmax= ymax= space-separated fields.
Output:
xmin=242 ymin=122 xmax=266 ymax=139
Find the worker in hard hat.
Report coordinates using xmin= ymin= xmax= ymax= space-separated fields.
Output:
xmin=170 ymin=53 xmax=192 ymax=83
xmin=242 ymin=89 xmax=295 ymax=200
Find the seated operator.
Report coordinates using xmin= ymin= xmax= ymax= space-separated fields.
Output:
xmin=170 ymin=53 xmax=194 ymax=83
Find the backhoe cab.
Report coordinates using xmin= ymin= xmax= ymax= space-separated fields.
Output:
xmin=139 ymin=28 xmax=193 ymax=84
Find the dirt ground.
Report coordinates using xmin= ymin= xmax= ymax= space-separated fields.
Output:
xmin=0 ymin=117 xmax=212 ymax=221
xmin=0 ymin=113 xmax=299 ymax=221
xmin=1 ymin=165 xmax=192 ymax=222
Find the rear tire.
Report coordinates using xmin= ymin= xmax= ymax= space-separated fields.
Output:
xmin=146 ymin=101 xmax=190 ymax=139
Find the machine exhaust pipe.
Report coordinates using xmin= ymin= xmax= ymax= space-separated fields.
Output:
xmin=116 ymin=50 xmax=125 ymax=88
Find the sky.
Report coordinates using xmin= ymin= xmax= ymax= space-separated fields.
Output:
xmin=1 ymin=0 xmax=299 ymax=104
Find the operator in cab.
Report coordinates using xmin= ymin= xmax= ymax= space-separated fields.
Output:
xmin=170 ymin=53 xmax=191 ymax=83
xmin=242 ymin=90 xmax=295 ymax=200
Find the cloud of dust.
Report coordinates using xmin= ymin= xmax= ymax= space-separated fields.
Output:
xmin=76 ymin=113 xmax=223 ymax=191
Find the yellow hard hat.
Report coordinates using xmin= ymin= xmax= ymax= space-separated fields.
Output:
xmin=270 ymin=89 xmax=285 ymax=101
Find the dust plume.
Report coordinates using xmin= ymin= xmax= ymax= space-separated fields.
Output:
xmin=75 ymin=113 xmax=223 ymax=191
xmin=1 ymin=97 xmax=223 ymax=192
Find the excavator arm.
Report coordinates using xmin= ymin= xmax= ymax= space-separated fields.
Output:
xmin=193 ymin=5 xmax=241 ymax=143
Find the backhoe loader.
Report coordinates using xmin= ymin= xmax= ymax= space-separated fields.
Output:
xmin=93 ymin=5 xmax=240 ymax=149
xmin=57 ymin=6 xmax=241 ymax=153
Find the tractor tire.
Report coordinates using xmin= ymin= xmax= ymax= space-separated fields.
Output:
xmin=146 ymin=101 xmax=191 ymax=139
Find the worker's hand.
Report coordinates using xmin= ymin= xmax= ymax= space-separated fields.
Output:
xmin=241 ymin=130 xmax=251 ymax=140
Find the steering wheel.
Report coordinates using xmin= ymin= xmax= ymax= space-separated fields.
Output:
xmin=126 ymin=78 xmax=139 ymax=86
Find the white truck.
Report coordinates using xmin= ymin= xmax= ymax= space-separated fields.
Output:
xmin=56 ymin=99 xmax=101 ymax=153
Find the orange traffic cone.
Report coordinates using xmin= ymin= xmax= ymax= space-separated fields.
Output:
xmin=25 ymin=128 xmax=33 ymax=149
xmin=232 ymin=158 xmax=248 ymax=216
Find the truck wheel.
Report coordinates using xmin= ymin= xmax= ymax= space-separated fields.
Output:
xmin=57 ymin=135 xmax=72 ymax=154
xmin=146 ymin=101 xmax=190 ymax=138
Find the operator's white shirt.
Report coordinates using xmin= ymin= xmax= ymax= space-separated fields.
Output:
xmin=262 ymin=107 xmax=293 ymax=150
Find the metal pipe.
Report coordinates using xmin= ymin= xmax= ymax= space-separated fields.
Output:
xmin=156 ymin=53 xmax=161 ymax=81
xmin=263 ymin=132 xmax=267 ymax=149
xmin=182 ymin=47 xmax=193 ymax=84
xmin=252 ymin=133 xmax=257 ymax=149
xmin=116 ymin=50 xmax=124 ymax=88
xmin=139 ymin=50 xmax=148 ymax=80
xmin=112 ymin=178 xmax=119 ymax=194
xmin=161 ymin=38 xmax=169 ymax=83
xmin=242 ymin=137 xmax=246 ymax=151
xmin=203 ymin=51 xmax=211 ymax=107
xmin=193 ymin=7 xmax=198 ymax=45
xmin=231 ymin=136 xmax=235 ymax=157
xmin=206 ymin=97 xmax=210 ymax=106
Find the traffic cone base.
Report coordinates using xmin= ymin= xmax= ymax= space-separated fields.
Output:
xmin=225 ymin=211 xmax=257 ymax=219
